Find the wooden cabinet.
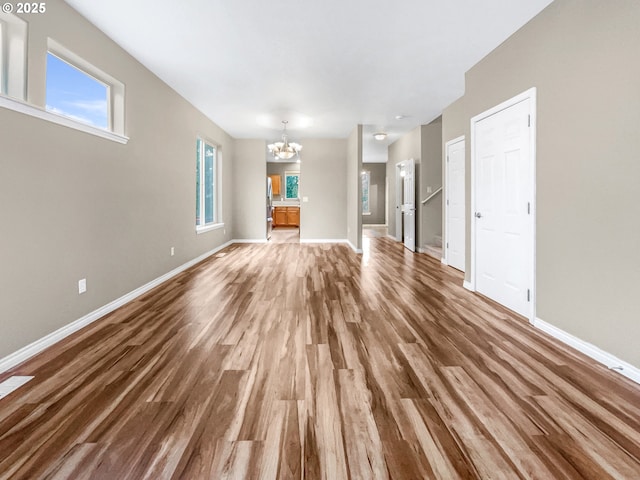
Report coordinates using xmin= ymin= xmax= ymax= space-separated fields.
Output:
xmin=274 ymin=207 xmax=287 ymax=226
xmin=273 ymin=206 xmax=299 ymax=227
xmin=269 ymin=175 xmax=281 ymax=196
xmin=287 ymin=207 xmax=300 ymax=227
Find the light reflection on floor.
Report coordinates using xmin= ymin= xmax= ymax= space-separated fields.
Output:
xmin=362 ymin=226 xmax=388 ymax=266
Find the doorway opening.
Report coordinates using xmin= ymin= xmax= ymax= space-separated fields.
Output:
xmin=267 ymin=161 xmax=301 ymax=243
xmin=395 ymin=159 xmax=416 ymax=251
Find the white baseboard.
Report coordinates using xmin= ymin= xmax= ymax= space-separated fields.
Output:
xmin=0 ymin=240 xmax=234 ymax=374
xmin=441 ymin=257 xmax=448 ymax=265
xmin=347 ymin=241 xmax=363 ymax=254
xmin=386 ymin=235 xmax=398 ymax=241
xmin=300 ymin=239 xmax=349 ymax=244
xmin=232 ymin=239 xmax=268 ymax=244
xmin=364 ymin=224 xmax=387 ymax=227
xmin=463 ymin=280 xmax=474 ymax=291
xmin=534 ymin=317 xmax=640 ymax=385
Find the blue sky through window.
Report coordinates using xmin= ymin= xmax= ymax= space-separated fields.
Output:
xmin=46 ymin=53 xmax=108 ymax=129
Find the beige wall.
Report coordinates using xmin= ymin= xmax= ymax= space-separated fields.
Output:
xmin=0 ymin=0 xmax=234 ymax=359
xmin=453 ymin=0 xmax=640 ymax=367
xmin=362 ymin=163 xmax=386 ymax=225
xmin=346 ymin=125 xmax=363 ymax=250
xmin=420 ymin=119 xmax=443 ymax=248
xmin=233 ymin=139 xmax=267 ymax=240
xmin=387 ymin=126 xmax=421 ymax=240
xmin=299 ymin=139 xmax=348 ymax=240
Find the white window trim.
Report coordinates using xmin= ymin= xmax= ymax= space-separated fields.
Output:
xmin=0 ymin=12 xmax=27 ymax=100
xmin=47 ymin=38 xmax=126 ymax=137
xmin=196 ymin=222 xmax=225 ymax=235
xmin=195 ymin=138 xmax=222 ymax=231
xmin=0 ymin=94 xmax=129 ymax=143
xmin=0 ymin=34 xmax=128 ymax=144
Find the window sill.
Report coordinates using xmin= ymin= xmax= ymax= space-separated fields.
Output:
xmin=0 ymin=94 xmax=129 ymax=144
xmin=196 ymin=222 xmax=225 ymax=235
xmin=363 ymin=212 xmax=372 ymax=216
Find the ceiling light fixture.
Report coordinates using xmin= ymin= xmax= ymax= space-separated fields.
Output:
xmin=268 ymin=120 xmax=302 ymax=160
xmin=373 ymin=132 xmax=387 ymax=141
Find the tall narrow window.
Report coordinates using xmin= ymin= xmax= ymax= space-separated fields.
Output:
xmin=362 ymin=170 xmax=371 ymax=214
xmin=285 ymin=172 xmax=300 ymax=200
xmin=0 ymin=13 xmax=27 ymax=100
xmin=196 ymin=138 xmax=217 ymax=227
xmin=46 ymin=53 xmax=109 ymax=129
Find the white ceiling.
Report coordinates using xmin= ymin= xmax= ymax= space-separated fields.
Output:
xmin=65 ymin=0 xmax=553 ymax=159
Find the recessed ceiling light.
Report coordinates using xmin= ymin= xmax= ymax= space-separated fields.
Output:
xmin=373 ymin=132 xmax=387 ymax=141
xmin=395 ymin=115 xmax=407 ymax=120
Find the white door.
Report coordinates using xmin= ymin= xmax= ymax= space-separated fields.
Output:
xmin=403 ymin=158 xmax=416 ymax=251
xmin=395 ymin=163 xmax=403 ymax=241
xmin=474 ymin=97 xmax=533 ymax=317
xmin=446 ymin=137 xmax=465 ymax=271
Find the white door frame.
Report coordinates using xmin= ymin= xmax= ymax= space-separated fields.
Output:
xmin=444 ymin=135 xmax=465 ymax=268
xmin=395 ymin=161 xmax=403 ymax=241
xmin=469 ymin=87 xmax=537 ymax=323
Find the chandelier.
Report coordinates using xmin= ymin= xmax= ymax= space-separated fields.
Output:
xmin=268 ymin=120 xmax=302 ymax=160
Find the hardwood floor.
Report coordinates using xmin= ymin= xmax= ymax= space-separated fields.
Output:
xmin=1 ymin=237 xmax=639 ymax=479
xmin=270 ymin=227 xmax=300 ymax=244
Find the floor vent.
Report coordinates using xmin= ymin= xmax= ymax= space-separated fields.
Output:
xmin=0 ymin=376 xmax=34 ymax=399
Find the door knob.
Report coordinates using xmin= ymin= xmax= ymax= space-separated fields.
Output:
xmin=475 ymin=212 xmax=482 ymax=218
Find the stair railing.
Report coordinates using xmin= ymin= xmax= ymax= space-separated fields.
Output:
xmin=421 ymin=186 xmax=443 ymax=205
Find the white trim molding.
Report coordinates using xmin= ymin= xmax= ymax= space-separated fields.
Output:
xmin=232 ymin=239 xmax=268 ymax=244
xmin=0 ymin=241 xmax=233 ymax=374
xmin=534 ymin=317 xmax=640 ymax=385
xmin=196 ymin=222 xmax=225 ymax=235
xmin=463 ymin=280 xmax=474 ymax=291
xmin=0 ymin=94 xmax=129 ymax=144
xmin=300 ymin=239 xmax=349 ymax=244
xmin=347 ymin=241 xmax=363 ymax=254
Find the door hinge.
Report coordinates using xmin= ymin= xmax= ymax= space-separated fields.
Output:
xmin=527 ymin=202 xmax=531 ymax=214
xmin=446 ymin=242 xmax=449 ymax=248
xmin=447 ymin=155 xmax=449 ymax=162
xmin=447 ymin=199 xmax=449 ymax=205
xmin=527 ymin=115 xmax=531 ymax=127
xmin=527 ymin=289 xmax=531 ymax=302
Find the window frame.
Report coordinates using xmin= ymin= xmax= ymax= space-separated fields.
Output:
xmin=46 ymin=39 xmax=125 ymax=136
xmin=196 ymin=137 xmax=223 ymax=234
xmin=0 ymin=34 xmax=128 ymax=144
xmin=46 ymin=51 xmax=111 ymax=131
xmin=284 ymin=171 xmax=300 ymax=200
xmin=0 ymin=12 xmax=27 ymax=100
xmin=361 ymin=170 xmax=371 ymax=215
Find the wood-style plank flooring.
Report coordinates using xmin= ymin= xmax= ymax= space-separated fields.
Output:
xmin=1 ymin=237 xmax=640 ymax=479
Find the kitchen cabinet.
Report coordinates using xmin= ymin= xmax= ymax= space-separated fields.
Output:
xmin=273 ymin=206 xmax=299 ymax=227
xmin=269 ymin=175 xmax=281 ymax=196
xmin=274 ymin=207 xmax=287 ymax=226
xmin=287 ymin=207 xmax=300 ymax=227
